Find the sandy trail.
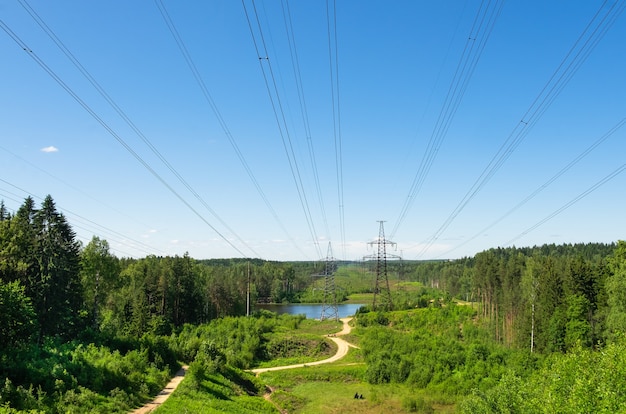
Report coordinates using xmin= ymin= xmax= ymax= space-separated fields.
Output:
xmin=131 ymin=317 xmax=357 ymax=412
xmin=131 ymin=365 xmax=188 ymax=414
xmin=250 ymin=317 xmax=357 ymax=375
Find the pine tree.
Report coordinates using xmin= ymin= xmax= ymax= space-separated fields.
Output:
xmin=32 ymin=195 xmax=83 ymax=339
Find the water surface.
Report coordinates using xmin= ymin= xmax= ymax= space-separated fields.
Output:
xmin=255 ymin=303 xmax=365 ymax=319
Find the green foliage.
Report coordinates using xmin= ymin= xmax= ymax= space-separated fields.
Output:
xmin=156 ymin=366 xmax=274 ymax=414
xmin=0 ymin=196 xmax=85 ymax=341
xmin=458 ymin=337 xmax=626 ymax=413
xmin=402 ymin=395 xmax=434 ymax=413
xmin=170 ymin=312 xmax=327 ymax=372
xmin=0 ymin=334 xmax=176 ymax=413
xmin=356 ymin=304 xmax=530 ymax=396
xmin=80 ymin=236 xmax=120 ymax=330
xmin=605 ymin=240 xmax=626 ymax=341
xmin=0 ymin=281 xmax=37 ymax=347
xmin=2 ymin=194 xmax=625 ymax=411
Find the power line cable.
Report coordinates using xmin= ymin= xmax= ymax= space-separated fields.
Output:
xmin=325 ymin=0 xmax=346 ymax=259
xmin=503 ymin=163 xmax=626 ymax=247
xmin=242 ymin=0 xmax=323 ymax=259
xmin=437 ymin=116 xmax=626 ymax=257
xmin=0 ymin=180 xmax=162 ymax=257
xmin=154 ymin=0 xmax=310 ymax=259
xmin=391 ymin=0 xmax=505 ymax=239
xmin=415 ymin=0 xmax=626 ymax=258
xmin=280 ymin=0 xmax=331 ymax=241
xmin=0 ymin=20 xmax=252 ymax=258
xmin=17 ymin=0 xmax=259 ymax=258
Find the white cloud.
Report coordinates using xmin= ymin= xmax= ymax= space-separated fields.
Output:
xmin=40 ymin=146 xmax=59 ymax=153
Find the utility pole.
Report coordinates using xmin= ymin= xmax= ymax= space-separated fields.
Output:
xmin=246 ymin=261 xmax=251 ymax=317
xmin=318 ymin=242 xmax=339 ymax=321
xmin=364 ymin=221 xmax=397 ymax=311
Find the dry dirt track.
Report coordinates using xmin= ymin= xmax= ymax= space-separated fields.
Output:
xmin=250 ymin=317 xmax=357 ymax=375
xmin=131 ymin=365 xmax=188 ymax=414
xmin=130 ymin=317 xmax=356 ymax=412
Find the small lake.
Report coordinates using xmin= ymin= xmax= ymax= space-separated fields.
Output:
xmin=255 ymin=303 xmax=366 ymax=319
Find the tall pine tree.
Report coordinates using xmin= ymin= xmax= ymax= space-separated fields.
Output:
xmin=32 ymin=195 xmax=83 ymax=339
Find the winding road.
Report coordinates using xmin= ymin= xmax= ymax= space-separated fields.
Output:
xmin=130 ymin=317 xmax=356 ymax=412
xmin=250 ymin=317 xmax=357 ymax=375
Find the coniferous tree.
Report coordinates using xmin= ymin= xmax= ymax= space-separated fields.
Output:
xmin=0 ymin=197 xmax=38 ymax=287
xmin=32 ymin=195 xmax=83 ymax=339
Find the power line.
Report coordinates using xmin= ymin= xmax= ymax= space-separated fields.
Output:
xmin=0 ymin=20 xmax=253 ymax=258
xmin=391 ymin=0 xmax=505 ymax=239
xmin=280 ymin=0 xmax=331 ymax=241
xmin=503 ymin=163 xmax=626 ymax=247
xmin=437 ymin=116 xmax=626 ymax=258
xmin=415 ymin=0 xmax=626 ymax=258
xmin=0 ymin=180 xmax=163 ymax=257
xmin=17 ymin=0 xmax=260 ymax=258
xmin=242 ymin=0 xmax=323 ymax=259
xmin=326 ymin=0 xmax=346 ymax=259
xmin=154 ymin=0 xmax=308 ymax=259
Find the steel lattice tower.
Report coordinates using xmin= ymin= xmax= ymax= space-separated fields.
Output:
xmin=319 ymin=243 xmax=339 ymax=321
xmin=366 ymin=221 xmax=395 ymax=311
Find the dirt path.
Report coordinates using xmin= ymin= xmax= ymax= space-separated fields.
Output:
xmin=250 ymin=317 xmax=357 ymax=375
xmin=131 ymin=317 xmax=357 ymax=412
xmin=131 ymin=365 xmax=188 ymax=414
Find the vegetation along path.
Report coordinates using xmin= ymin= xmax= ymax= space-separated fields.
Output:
xmin=251 ymin=317 xmax=358 ymax=375
xmin=131 ymin=317 xmax=356 ymax=412
xmin=131 ymin=365 xmax=188 ymax=414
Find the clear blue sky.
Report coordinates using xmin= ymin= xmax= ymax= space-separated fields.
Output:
xmin=1 ymin=1 xmax=625 ymax=261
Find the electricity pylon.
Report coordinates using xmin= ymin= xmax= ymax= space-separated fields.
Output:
xmin=365 ymin=221 xmax=396 ymax=311
xmin=318 ymin=242 xmax=338 ymax=321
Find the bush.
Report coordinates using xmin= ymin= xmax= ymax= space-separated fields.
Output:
xmin=402 ymin=395 xmax=434 ymax=413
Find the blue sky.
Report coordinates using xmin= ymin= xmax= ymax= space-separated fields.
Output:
xmin=1 ymin=1 xmax=625 ymax=261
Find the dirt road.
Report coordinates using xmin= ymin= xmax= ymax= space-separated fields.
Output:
xmin=130 ymin=317 xmax=356 ymax=412
xmin=250 ymin=317 xmax=357 ymax=375
xmin=131 ymin=365 xmax=188 ymax=414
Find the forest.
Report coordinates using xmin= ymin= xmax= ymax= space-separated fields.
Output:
xmin=1 ymin=195 xmax=626 ymax=413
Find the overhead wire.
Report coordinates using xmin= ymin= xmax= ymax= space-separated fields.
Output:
xmin=17 ymin=0 xmax=260 ymax=258
xmin=503 ymin=163 xmax=626 ymax=247
xmin=0 ymin=20 xmax=253 ymax=258
xmin=280 ymin=0 xmax=331 ymax=242
xmin=437 ymin=116 xmax=626 ymax=258
xmin=0 ymin=179 xmax=162 ymax=258
xmin=0 ymin=143 xmax=153 ymax=231
xmin=241 ymin=0 xmax=323 ymax=259
xmin=153 ymin=0 xmax=312 ymax=259
xmin=415 ymin=0 xmax=626 ymax=258
xmin=390 ymin=0 xmax=505 ymax=239
xmin=325 ymin=0 xmax=346 ymax=259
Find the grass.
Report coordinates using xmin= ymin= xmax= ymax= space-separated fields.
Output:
xmin=155 ymin=313 xmax=458 ymax=413
xmin=155 ymin=369 xmax=275 ymax=414
xmin=345 ymin=293 xmax=374 ymax=303
xmin=259 ymin=365 xmax=456 ymax=414
xmin=252 ymin=319 xmax=345 ymax=368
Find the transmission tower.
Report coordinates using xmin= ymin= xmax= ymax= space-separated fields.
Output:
xmin=318 ymin=243 xmax=339 ymax=321
xmin=365 ymin=221 xmax=396 ymax=311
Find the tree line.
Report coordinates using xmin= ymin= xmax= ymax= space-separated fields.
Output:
xmin=400 ymin=241 xmax=625 ymax=353
xmin=0 ymin=196 xmax=319 ymax=348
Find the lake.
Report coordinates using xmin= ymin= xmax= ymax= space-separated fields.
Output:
xmin=255 ymin=303 xmax=366 ymax=319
